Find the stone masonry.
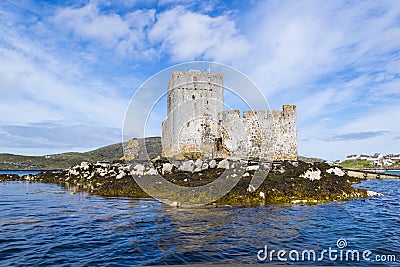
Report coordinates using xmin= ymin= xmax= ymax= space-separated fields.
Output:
xmin=161 ymin=70 xmax=297 ymax=161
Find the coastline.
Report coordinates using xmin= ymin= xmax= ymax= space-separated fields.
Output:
xmin=361 ymin=168 xmax=400 ymax=172
xmin=0 ymin=169 xmax=62 ymax=174
xmin=340 ymin=167 xmax=400 ymax=180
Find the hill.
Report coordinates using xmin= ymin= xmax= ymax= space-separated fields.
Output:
xmin=0 ymin=144 xmax=121 ymax=170
xmin=338 ymin=159 xmax=400 ymax=169
xmin=297 ymin=155 xmax=326 ymax=163
xmin=0 ymin=137 xmax=161 ymax=170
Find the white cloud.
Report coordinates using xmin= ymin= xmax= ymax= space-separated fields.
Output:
xmin=0 ymin=121 xmax=121 ymax=155
xmin=385 ymin=59 xmax=400 ymax=73
xmin=0 ymin=46 xmax=127 ymax=127
xmin=149 ymin=6 xmax=250 ymax=62
xmin=299 ymin=104 xmax=400 ymax=160
xmin=341 ymin=105 xmax=400 ymax=134
xmin=56 ymin=5 xmax=128 ymax=47
xmin=51 ymin=2 xmax=157 ymax=58
xmin=239 ymin=1 xmax=400 ymax=100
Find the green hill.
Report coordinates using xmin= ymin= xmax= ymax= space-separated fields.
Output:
xmin=297 ymin=155 xmax=326 ymax=163
xmin=0 ymin=137 xmax=161 ymax=170
xmin=0 ymin=144 xmax=120 ymax=170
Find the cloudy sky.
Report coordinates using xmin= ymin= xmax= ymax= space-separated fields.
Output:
xmin=0 ymin=0 xmax=399 ymax=160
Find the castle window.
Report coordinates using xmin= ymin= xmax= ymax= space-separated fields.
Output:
xmin=193 ymin=77 xmax=197 ymax=82
xmin=208 ymin=77 xmax=211 ymax=82
xmin=192 ymin=95 xmax=195 ymax=100
xmin=216 ymin=137 xmax=223 ymax=151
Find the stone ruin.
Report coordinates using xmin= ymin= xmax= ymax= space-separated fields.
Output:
xmin=161 ymin=70 xmax=298 ymax=161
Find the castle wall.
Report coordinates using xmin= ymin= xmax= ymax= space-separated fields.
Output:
xmin=216 ymin=110 xmax=249 ymax=159
xmin=243 ymin=110 xmax=268 ymax=158
xmin=217 ymin=106 xmax=297 ymax=161
xmin=280 ymin=104 xmax=298 ymax=160
xmin=216 ymin=110 xmax=267 ymax=159
xmin=265 ymin=105 xmax=297 ymax=161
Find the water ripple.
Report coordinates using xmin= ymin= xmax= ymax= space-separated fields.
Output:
xmin=0 ymin=180 xmax=399 ymax=266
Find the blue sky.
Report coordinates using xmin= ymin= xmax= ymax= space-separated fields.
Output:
xmin=0 ymin=0 xmax=399 ymax=160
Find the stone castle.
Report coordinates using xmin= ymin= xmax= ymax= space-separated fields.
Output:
xmin=161 ymin=70 xmax=297 ymax=161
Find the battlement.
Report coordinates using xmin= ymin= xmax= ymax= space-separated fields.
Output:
xmin=217 ymin=106 xmax=293 ymax=121
xmin=267 ymin=109 xmax=282 ymax=116
xmin=283 ymin=104 xmax=296 ymax=111
xmin=218 ymin=110 xmax=268 ymax=119
xmin=171 ymin=70 xmax=223 ymax=78
xmin=169 ymin=70 xmax=224 ymax=90
xmin=218 ymin=110 xmax=241 ymax=120
xmin=283 ymin=104 xmax=296 ymax=116
xmin=243 ymin=110 xmax=266 ymax=118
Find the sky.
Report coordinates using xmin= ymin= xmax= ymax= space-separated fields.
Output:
xmin=0 ymin=0 xmax=399 ymax=160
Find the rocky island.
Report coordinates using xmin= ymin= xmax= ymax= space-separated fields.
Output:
xmin=0 ymin=158 xmax=383 ymax=206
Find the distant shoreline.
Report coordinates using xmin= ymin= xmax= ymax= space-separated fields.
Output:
xmin=0 ymin=169 xmax=62 ymax=172
xmin=360 ymin=168 xmax=400 ymax=172
xmin=0 ymin=170 xmax=61 ymax=176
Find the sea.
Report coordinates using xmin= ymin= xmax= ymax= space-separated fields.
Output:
xmin=0 ymin=170 xmax=42 ymax=176
xmin=0 ymin=171 xmax=399 ymax=266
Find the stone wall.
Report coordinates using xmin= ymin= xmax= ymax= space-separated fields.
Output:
xmin=265 ymin=105 xmax=297 ymax=161
xmin=216 ymin=110 xmax=248 ymax=159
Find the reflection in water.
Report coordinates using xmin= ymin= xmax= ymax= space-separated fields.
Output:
xmin=0 ymin=180 xmax=398 ymax=266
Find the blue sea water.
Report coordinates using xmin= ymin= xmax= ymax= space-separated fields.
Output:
xmin=0 ymin=180 xmax=398 ymax=266
xmin=385 ymin=170 xmax=400 ymax=175
xmin=0 ymin=170 xmax=42 ymax=176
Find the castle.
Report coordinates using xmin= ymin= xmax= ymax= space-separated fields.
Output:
xmin=161 ymin=70 xmax=297 ymax=161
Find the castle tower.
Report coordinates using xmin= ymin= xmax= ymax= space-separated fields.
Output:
xmin=162 ymin=70 xmax=224 ymax=159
